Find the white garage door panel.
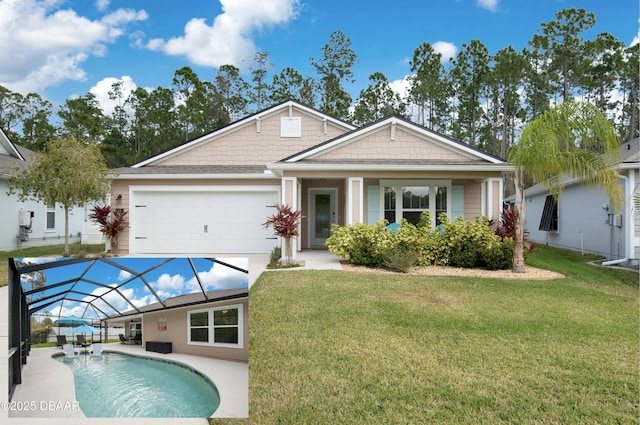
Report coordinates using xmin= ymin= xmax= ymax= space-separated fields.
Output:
xmin=132 ymin=189 xmax=279 ymax=254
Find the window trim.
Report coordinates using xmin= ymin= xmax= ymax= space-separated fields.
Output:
xmin=45 ymin=203 xmax=56 ymax=231
xmin=380 ymin=180 xmax=452 ymax=227
xmin=187 ymin=304 xmax=244 ymax=349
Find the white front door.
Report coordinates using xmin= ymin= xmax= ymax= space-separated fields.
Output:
xmin=309 ymin=189 xmax=337 ymax=248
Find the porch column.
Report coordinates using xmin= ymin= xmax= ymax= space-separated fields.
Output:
xmin=347 ymin=177 xmax=364 ymax=225
xmin=484 ymin=178 xmax=503 ymax=221
xmin=281 ymin=177 xmax=299 ymax=258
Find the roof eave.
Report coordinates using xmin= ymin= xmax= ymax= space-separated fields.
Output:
xmin=114 ymin=171 xmax=279 ymax=180
xmin=267 ymin=162 xmax=515 ymax=173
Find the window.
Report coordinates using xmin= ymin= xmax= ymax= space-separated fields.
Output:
xmin=381 ymin=180 xmax=450 ymax=227
xmin=539 ymin=194 xmax=558 ymax=232
xmin=188 ymin=304 xmax=243 ymax=348
xmin=46 ymin=203 xmax=55 ymax=230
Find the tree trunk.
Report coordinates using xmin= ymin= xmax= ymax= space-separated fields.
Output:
xmin=283 ymin=237 xmax=293 ymax=264
xmin=512 ymin=169 xmax=526 ymax=273
xmin=64 ymin=205 xmax=70 ymax=255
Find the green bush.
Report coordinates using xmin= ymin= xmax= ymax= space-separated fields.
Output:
xmin=30 ymin=328 xmax=51 ymax=344
xmin=326 ymin=212 xmax=514 ymax=270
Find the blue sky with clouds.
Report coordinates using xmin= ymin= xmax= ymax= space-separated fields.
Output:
xmin=0 ymin=0 xmax=637 ymax=116
xmin=17 ymin=257 xmax=248 ymax=320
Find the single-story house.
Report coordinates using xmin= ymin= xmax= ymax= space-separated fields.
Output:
xmin=112 ymin=100 xmax=513 ymax=256
xmin=107 ymin=288 xmax=248 ymax=362
xmin=513 ymin=137 xmax=639 ymax=265
xmin=0 ymin=128 xmax=97 ymax=251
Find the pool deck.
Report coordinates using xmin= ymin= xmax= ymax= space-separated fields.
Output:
xmin=7 ymin=342 xmax=247 ymax=423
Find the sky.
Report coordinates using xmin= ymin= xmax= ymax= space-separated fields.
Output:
xmin=0 ymin=0 xmax=638 ymax=117
xmin=17 ymin=257 xmax=249 ymax=320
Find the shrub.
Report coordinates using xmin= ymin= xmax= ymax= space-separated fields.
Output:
xmin=327 ymin=214 xmax=514 ymax=271
xmin=382 ymin=246 xmax=420 ymax=273
xmin=269 ymin=246 xmax=282 ymax=268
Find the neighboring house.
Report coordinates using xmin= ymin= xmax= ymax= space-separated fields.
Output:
xmin=515 ymin=137 xmax=639 ymax=265
xmin=0 ymin=128 xmax=95 ymax=251
xmin=112 ymin=100 xmax=513 ymax=256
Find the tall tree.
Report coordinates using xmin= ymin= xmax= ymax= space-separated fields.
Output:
xmin=58 ymin=94 xmax=105 ymax=142
xmin=408 ymin=42 xmax=452 ymax=132
xmin=269 ymin=67 xmax=317 ymax=106
xmin=488 ymin=46 xmax=528 ymax=158
xmin=20 ymin=93 xmax=56 ymax=151
xmin=127 ymin=86 xmax=180 ymax=161
xmin=172 ymin=66 xmax=209 ymax=141
xmin=450 ymin=39 xmax=490 ymax=146
xmin=508 ymin=101 xmax=623 ymax=272
xmin=310 ymin=30 xmax=358 ymax=119
xmin=8 ymin=137 xmax=112 ymax=254
xmin=530 ymin=8 xmax=596 ymax=102
xmin=618 ymin=43 xmax=640 ymax=142
xmin=0 ymin=86 xmax=25 ymax=138
xmin=351 ymin=72 xmax=406 ymax=125
xmin=214 ymin=64 xmax=249 ymax=122
xmin=250 ymin=51 xmax=273 ymax=111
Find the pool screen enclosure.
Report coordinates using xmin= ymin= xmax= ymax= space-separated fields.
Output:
xmin=7 ymin=257 xmax=248 ymax=400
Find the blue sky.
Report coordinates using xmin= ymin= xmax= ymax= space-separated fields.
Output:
xmin=0 ymin=0 xmax=637 ymax=116
xmin=17 ymin=257 xmax=249 ymax=320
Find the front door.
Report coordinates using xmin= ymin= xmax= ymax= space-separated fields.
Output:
xmin=309 ymin=189 xmax=337 ymax=248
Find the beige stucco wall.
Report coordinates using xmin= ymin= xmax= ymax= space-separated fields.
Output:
xmin=154 ymin=107 xmax=349 ymax=166
xmin=141 ymin=298 xmax=248 ymax=362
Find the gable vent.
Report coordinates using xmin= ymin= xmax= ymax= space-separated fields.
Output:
xmin=281 ymin=117 xmax=301 ymax=138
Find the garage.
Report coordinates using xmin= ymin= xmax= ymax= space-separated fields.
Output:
xmin=130 ymin=186 xmax=280 ymax=254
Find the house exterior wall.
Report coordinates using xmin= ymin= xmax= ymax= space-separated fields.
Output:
xmin=0 ymin=178 xmax=90 ymax=251
xmin=317 ymin=126 xmax=471 ymax=162
xmin=525 ymin=184 xmax=627 ymax=260
xmin=155 ymin=108 xmax=349 ymax=167
xmin=141 ymin=298 xmax=248 ymax=362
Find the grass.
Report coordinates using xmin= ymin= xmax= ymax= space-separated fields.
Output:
xmin=212 ymin=245 xmax=639 ymax=425
xmin=0 ymin=243 xmax=105 ymax=287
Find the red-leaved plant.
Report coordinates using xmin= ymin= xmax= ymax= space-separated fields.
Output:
xmin=263 ymin=204 xmax=304 ymax=264
xmin=489 ymin=208 xmax=537 ymax=254
xmin=89 ymin=205 xmax=128 ymax=254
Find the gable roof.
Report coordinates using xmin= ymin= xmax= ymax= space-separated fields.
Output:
xmin=0 ymin=128 xmax=34 ymax=177
xmin=131 ymin=100 xmax=356 ymax=168
xmin=269 ymin=115 xmax=513 ymax=174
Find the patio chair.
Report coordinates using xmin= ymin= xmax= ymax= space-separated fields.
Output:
xmin=133 ymin=333 xmax=142 ymax=345
xmin=119 ymin=334 xmax=129 ymax=344
xmin=62 ymin=344 xmax=78 ymax=359
xmin=56 ymin=335 xmax=67 ymax=348
xmin=90 ymin=343 xmax=103 ymax=357
xmin=76 ymin=335 xmax=90 ymax=348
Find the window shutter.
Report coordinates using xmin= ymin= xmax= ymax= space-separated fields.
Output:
xmin=539 ymin=195 xmax=558 ymax=231
xmin=367 ymin=185 xmax=380 ymax=224
xmin=451 ymin=185 xmax=464 ymax=220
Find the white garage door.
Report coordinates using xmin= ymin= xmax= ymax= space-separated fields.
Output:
xmin=131 ymin=188 xmax=280 ymax=254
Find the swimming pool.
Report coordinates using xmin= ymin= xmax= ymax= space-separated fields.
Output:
xmin=56 ymin=352 xmax=220 ymax=418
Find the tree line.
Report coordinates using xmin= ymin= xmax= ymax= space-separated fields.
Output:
xmin=0 ymin=7 xmax=637 ymax=167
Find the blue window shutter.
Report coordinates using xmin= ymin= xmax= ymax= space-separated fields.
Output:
xmin=451 ymin=185 xmax=464 ymax=220
xmin=367 ymin=185 xmax=380 ymax=224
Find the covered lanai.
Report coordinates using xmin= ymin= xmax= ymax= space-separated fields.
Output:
xmin=8 ymin=257 xmax=249 ymax=399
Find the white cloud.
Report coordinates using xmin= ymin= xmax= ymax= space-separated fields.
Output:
xmin=89 ymin=75 xmax=137 ymax=115
xmin=0 ymin=0 xmax=147 ymax=93
xmin=144 ymin=0 xmax=300 ymax=69
xmin=117 ymin=269 xmax=132 ymax=281
xmin=433 ymin=41 xmax=457 ymax=63
xmin=96 ymin=0 xmax=110 ymax=12
xmin=49 ymin=305 xmax=89 ymax=320
xmin=477 ymin=0 xmax=498 ymax=12
xmin=186 ymin=258 xmax=249 ymax=292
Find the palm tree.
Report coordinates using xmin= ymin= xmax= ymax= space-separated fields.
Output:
xmin=508 ymin=101 xmax=624 ymax=273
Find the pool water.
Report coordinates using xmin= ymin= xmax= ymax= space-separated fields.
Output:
xmin=57 ymin=352 xmax=220 ymax=418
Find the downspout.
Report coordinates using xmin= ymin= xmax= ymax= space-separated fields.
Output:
xmin=602 ymin=175 xmax=629 ymax=266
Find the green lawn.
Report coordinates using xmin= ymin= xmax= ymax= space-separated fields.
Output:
xmin=0 ymin=243 xmax=105 ymax=287
xmin=215 ymin=246 xmax=639 ymax=424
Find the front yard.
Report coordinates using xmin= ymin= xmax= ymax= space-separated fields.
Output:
xmin=223 ymin=246 xmax=638 ymax=424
